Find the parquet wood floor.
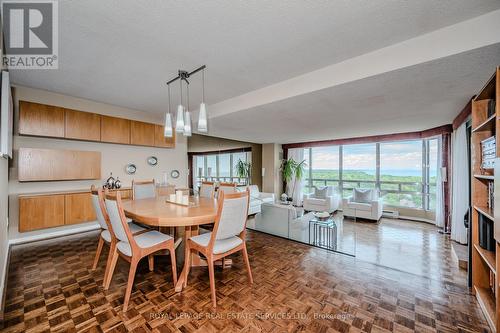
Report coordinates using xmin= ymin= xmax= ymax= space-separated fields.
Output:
xmin=0 ymin=228 xmax=490 ymax=332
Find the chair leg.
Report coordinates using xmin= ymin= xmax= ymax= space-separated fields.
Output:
xmin=183 ymin=242 xmax=192 ymax=288
xmin=148 ymin=255 xmax=154 ymax=271
xmin=169 ymin=244 xmax=177 ymax=286
xmin=123 ymin=258 xmax=139 ymax=312
xmin=102 ymin=242 xmax=116 ymax=287
xmin=242 ymin=243 xmax=253 ymax=284
xmin=221 ymin=257 xmax=225 ymax=269
xmin=92 ymin=236 xmax=104 ymax=270
xmin=104 ymin=246 xmax=119 ymax=290
xmin=207 ymin=257 xmax=217 ymax=308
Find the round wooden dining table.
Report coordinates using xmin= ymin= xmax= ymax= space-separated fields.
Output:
xmin=121 ymin=196 xmax=219 ymax=292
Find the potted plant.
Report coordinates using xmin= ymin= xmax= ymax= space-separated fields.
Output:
xmin=235 ymin=159 xmax=252 ymax=185
xmin=281 ymin=158 xmax=307 ymax=203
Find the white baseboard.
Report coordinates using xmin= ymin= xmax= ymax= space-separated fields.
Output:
xmin=8 ymin=222 xmax=100 ymax=246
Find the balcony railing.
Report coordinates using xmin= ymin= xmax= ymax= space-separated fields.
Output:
xmin=306 ymin=178 xmax=436 ymax=210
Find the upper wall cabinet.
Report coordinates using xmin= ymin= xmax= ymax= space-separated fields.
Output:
xmin=17 ymin=101 xmax=175 ymax=148
xmin=65 ymin=109 xmax=101 ymax=141
xmin=100 ymin=116 xmax=131 ymax=144
xmin=154 ymin=124 xmax=175 ymax=148
xmin=131 ymin=121 xmax=155 ymax=146
xmin=19 ymin=101 xmax=65 ymax=137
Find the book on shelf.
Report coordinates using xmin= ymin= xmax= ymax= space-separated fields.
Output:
xmin=481 ymin=136 xmax=496 ymax=170
xmin=488 ymin=181 xmax=494 ymax=210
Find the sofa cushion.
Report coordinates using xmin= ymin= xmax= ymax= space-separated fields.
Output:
xmin=248 ymin=185 xmax=260 ymax=197
xmin=348 ymin=202 xmax=372 ymax=211
xmin=353 ymin=188 xmax=373 ymax=203
xmin=314 ymin=187 xmax=328 ymax=199
xmin=306 ymin=197 xmax=327 ymax=205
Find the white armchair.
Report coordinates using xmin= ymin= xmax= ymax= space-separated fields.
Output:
xmin=342 ymin=188 xmax=383 ymax=222
xmin=303 ymin=186 xmax=340 ymax=213
xmin=237 ymin=185 xmax=275 ymax=215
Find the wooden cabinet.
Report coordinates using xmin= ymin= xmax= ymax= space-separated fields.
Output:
xmin=131 ymin=121 xmax=155 ymax=146
xmin=65 ymin=193 xmax=96 ymax=225
xmin=18 ymin=188 xmax=133 ymax=232
xmin=19 ymin=101 xmax=65 ymax=137
xmin=100 ymin=115 xmax=131 ymax=144
xmin=65 ymin=109 xmax=101 ymax=141
xmin=19 ymin=195 xmax=65 ymax=232
xmin=154 ymin=124 xmax=176 ymax=148
xmin=18 ymin=100 xmax=175 ymax=148
xmin=18 ymin=148 xmax=101 ymax=181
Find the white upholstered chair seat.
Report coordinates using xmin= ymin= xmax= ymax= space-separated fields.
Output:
xmin=190 ymin=232 xmax=243 ymax=254
xmin=128 ymin=222 xmax=146 ymax=234
xmin=117 ymin=231 xmax=173 ymax=257
xmin=101 ymin=229 xmax=112 ymax=243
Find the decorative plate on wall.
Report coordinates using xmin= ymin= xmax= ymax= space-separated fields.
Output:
xmin=125 ymin=163 xmax=137 ymax=175
xmin=147 ymin=156 xmax=158 ymax=166
xmin=170 ymin=170 xmax=180 ymax=179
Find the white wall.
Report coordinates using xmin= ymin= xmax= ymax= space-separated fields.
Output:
xmin=8 ymin=85 xmax=188 ymax=242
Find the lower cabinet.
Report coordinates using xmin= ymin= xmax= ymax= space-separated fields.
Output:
xmin=19 ymin=195 xmax=65 ymax=232
xmin=65 ymin=193 xmax=96 ymax=225
xmin=18 ymin=189 xmax=130 ymax=232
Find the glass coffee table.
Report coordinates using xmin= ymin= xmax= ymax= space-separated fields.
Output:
xmin=309 ymin=216 xmax=337 ymax=251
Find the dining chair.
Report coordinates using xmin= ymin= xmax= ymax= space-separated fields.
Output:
xmin=103 ymin=191 xmax=177 ymax=311
xmin=90 ymin=186 xmax=147 ymax=282
xmin=184 ymin=189 xmax=253 ymax=307
xmin=199 ymin=181 xmax=215 ymax=198
xmin=132 ymin=179 xmax=156 ymax=200
xmin=218 ymin=182 xmax=237 ymax=194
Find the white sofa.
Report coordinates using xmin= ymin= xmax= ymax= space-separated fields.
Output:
xmin=237 ymin=185 xmax=275 ymax=215
xmin=303 ymin=186 xmax=340 ymax=213
xmin=342 ymin=188 xmax=383 ymax=222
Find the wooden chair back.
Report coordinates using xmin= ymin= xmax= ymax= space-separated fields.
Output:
xmin=218 ymin=182 xmax=237 ymax=194
xmin=210 ymin=189 xmax=250 ymax=245
xmin=132 ymin=179 xmax=156 ymax=200
xmin=104 ymin=192 xmax=136 ymax=247
xmin=91 ymin=185 xmax=108 ymax=230
xmin=199 ymin=181 xmax=215 ymax=198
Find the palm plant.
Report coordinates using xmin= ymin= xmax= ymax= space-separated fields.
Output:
xmin=235 ymin=159 xmax=252 ymax=184
xmin=281 ymin=158 xmax=307 ymax=202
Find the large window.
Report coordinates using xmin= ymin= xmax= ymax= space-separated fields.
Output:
xmin=380 ymin=140 xmax=422 ymax=208
xmin=301 ymin=138 xmax=440 ymax=210
xmin=192 ymin=150 xmax=252 ymax=189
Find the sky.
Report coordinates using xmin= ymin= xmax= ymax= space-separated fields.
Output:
xmin=308 ymin=140 xmax=438 ymax=171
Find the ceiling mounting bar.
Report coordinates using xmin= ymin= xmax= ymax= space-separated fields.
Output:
xmin=166 ymin=65 xmax=206 ymax=85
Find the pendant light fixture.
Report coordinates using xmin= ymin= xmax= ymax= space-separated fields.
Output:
xmin=183 ymin=81 xmax=192 ymax=136
xmin=165 ymin=65 xmax=207 ymax=137
xmin=164 ymin=84 xmax=173 ymax=137
xmin=175 ymin=77 xmax=185 ymax=133
xmin=198 ymin=68 xmax=208 ymax=133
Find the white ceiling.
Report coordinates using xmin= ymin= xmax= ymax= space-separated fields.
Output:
xmin=209 ymin=43 xmax=500 ymax=143
xmin=8 ymin=0 xmax=500 ymax=143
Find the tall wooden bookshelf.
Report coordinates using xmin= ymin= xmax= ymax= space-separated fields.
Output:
xmin=471 ymin=67 xmax=499 ymax=332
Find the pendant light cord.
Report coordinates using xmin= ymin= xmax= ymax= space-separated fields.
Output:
xmin=167 ymin=84 xmax=171 ymax=114
xmin=202 ymin=69 xmax=205 ymax=102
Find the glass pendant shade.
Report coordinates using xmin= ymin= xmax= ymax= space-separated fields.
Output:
xmin=198 ymin=102 xmax=208 ymax=133
xmin=175 ymin=104 xmax=184 ymax=132
xmin=164 ymin=112 xmax=173 ymax=137
xmin=183 ymin=111 xmax=192 ymax=136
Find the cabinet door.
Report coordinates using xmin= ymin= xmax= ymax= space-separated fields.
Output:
xmin=65 ymin=193 xmax=97 ymax=225
xmin=19 ymin=195 xmax=65 ymax=232
xmin=154 ymin=124 xmax=175 ymax=148
xmin=19 ymin=101 xmax=65 ymax=138
xmin=130 ymin=121 xmax=155 ymax=146
xmin=100 ymin=115 xmax=130 ymax=144
xmin=65 ymin=109 xmax=101 ymax=141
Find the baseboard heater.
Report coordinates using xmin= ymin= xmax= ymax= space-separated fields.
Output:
xmin=382 ymin=210 xmax=400 ymax=219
